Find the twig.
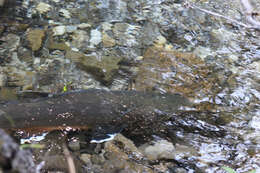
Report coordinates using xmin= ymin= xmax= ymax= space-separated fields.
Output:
xmin=184 ymin=1 xmax=260 ymax=30
xmin=63 ymin=144 xmax=76 ymax=173
xmin=240 ymin=0 xmax=260 ymax=29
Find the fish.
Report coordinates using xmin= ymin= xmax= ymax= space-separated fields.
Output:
xmin=0 ymin=89 xmax=191 ymax=142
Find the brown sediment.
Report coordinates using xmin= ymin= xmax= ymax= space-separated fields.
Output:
xmin=0 ymin=89 xmax=191 ymax=133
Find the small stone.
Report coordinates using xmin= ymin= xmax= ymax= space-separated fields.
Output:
xmin=249 ymin=115 xmax=260 ymax=130
xmin=89 ymin=29 xmax=102 ymax=47
xmin=59 ymin=9 xmax=71 ymax=19
xmin=91 ymin=155 xmax=105 ymax=165
xmin=0 ymin=73 xmax=7 ymax=87
xmin=52 ymin=26 xmax=66 ymax=36
xmin=139 ymin=140 xmax=175 ymax=160
xmin=165 ymin=44 xmax=173 ymax=50
xmin=68 ymin=139 xmax=80 ymax=151
xmin=135 ymin=56 xmax=143 ymax=61
xmin=80 ymin=154 xmax=91 ymax=164
xmin=36 ymin=2 xmax=51 ymax=14
xmin=77 ymin=23 xmax=91 ymax=29
xmin=249 ymin=61 xmax=260 ymax=72
xmin=33 ymin=57 xmax=41 ymax=64
xmin=102 ymin=32 xmax=116 ymax=47
xmin=102 ymin=22 xmax=113 ymax=31
xmin=65 ymin=50 xmax=122 ymax=84
xmin=71 ymin=30 xmax=89 ymax=49
xmin=154 ymin=35 xmax=167 ymax=47
xmin=27 ymin=29 xmax=45 ymax=51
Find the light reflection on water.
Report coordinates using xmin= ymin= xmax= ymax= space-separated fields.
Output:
xmin=20 ymin=132 xmax=48 ymax=144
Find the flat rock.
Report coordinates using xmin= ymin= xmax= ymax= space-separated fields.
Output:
xmin=66 ymin=50 xmax=122 ymax=85
xmin=26 ymin=29 xmax=45 ymax=51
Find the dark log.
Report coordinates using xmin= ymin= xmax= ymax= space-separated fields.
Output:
xmin=0 ymin=89 xmax=191 ymax=132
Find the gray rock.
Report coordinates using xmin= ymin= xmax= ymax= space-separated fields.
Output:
xmin=0 ymin=129 xmax=38 ymax=173
xmin=68 ymin=139 xmax=80 ymax=151
xmin=66 ymin=50 xmax=122 ymax=84
xmin=139 ymin=140 xmax=175 ymax=160
xmin=0 ymin=73 xmax=7 ymax=87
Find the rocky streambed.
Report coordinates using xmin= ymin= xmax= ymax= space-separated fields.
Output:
xmin=0 ymin=0 xmax=260 ymax=172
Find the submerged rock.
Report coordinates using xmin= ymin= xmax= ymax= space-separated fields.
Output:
xmin=66 ymin=50 xmax=122 ymax=84
xmin=52 ymin=25 xmax=66 ymax=36
xmin=0 ymin=129 xmax=38 ymax=173
xmin=102 ymin=32 xmax=116 ymax=48
xmin=26 ymin=29 xmax=45 ymax=51
xmin=132 ymin=45 xmax=232 ymax=111
xmin=139 ymin=139 xmax=175 ymax=160
xmin=36 ymin=2 xmax=51 ymax=14
xmin=102 ymin=134 xmax=153 ymax=173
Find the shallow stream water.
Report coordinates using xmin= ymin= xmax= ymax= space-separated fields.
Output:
xmin=0 ymin=0 xmax=260 ymax=172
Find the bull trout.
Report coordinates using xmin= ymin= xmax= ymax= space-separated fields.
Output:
xmin=0 ymin=89 xmax=191 ymax=141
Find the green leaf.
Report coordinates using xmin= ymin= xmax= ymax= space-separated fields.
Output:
xmin=63 ymin=85 xmax=68 ymax=92
xmin=222 ymin=166 xmax=236 ymax=173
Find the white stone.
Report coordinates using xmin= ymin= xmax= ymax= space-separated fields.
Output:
xmin=249 ymin=61 xmax=260 ymax=72
xmin=51 ymin=0 xmax=60 ymax=3
xmin=135 ymin=56 xmax=143 ymax=61
xmin=102 ymin=22 xmax=113 ymax=31
xmin=154 ymin=35 xmax=167 ymax=46
xmin=78 ymin=23 xmax=91 ymax=29
xmin=36 ymin=2 xmax=51 ymax=14
xmin=165 ymin=44 xmax=173 ymax=50
xmin=53 ymin=26 xmax=66 ymax=36
xmin=89 ymin=29 xmax=102 ymax=46
xmin=59 ymin=9 xmax=71 ymax=18
xmin=33 ymin=57 xmax=41 ymax=65
xmin=249 ymin=114 xmax=260 ymax=130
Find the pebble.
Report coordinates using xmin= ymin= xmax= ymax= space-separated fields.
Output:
xmin=59 ymin=9 xmax=71 ymax=19
xmin=68 ymin=139 xmax=80 ymax=151
xmin=0 ymin=73 xmax=7 ymax=87
xmin=36 ymin=2 xmax=51 ymax=14
xmin=77 ymin=23 xmax=91 ymax=29
xmin=139 ymin=140 xmax=175 ymax=160
xmin=89 ymin=29 xmax=102 ymax=47
xmin=52 ymin=26 xmax=66 ymax=36
xmin=26 ymin=29 xmax=45 ymax=51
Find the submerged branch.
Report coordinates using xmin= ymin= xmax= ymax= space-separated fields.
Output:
xmin=240 ymin=0 xmax=260 ymax=29
xmin=184 ymin=0 xmax=260 ymax=30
